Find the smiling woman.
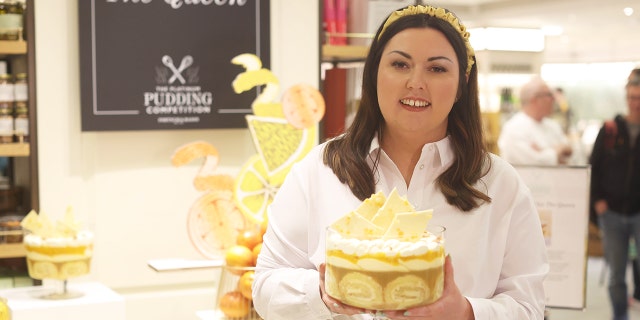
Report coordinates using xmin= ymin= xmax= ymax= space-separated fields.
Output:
xmin=253 ymin=4 xmax=548 ymax=320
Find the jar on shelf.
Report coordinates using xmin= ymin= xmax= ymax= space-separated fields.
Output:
xmin=0 ymin=0 xmax=23 ymax=41
xmin=13 ymin=73 xmax=26 ymax=102
xmin=0 ymin=114 xmax=11 ymax=143
xmin=0 ymin=73 xmax=13 ymax=118
xmin=13 ymin=102 xmax=26 ymax=143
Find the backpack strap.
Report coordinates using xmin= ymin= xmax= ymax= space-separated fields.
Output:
xmin=604 ymin=119 xmax=618 ymax=150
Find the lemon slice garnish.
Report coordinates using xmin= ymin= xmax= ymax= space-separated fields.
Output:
xmin=234 ymin=154 xmax=277 ymax=224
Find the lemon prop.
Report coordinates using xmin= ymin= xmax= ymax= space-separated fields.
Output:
xmin=246 ymin=115 xmax=317 ymax=186
xmin=0 ymin=298 xmax=9 ymax=320
xmin=235 ymin=119 xmax=317 ymax=224
xmin=230 ymin=53 xmax=323 ymax=226
xmin=231 ymin=53 xmax=282 ymax=118
xmin=187 ymin=190 xmax=247 ymax=256
xmin=172 ymin=141 xmax=235 ymax=192
xmin=234 ymin=154 xmax=277 ymax=225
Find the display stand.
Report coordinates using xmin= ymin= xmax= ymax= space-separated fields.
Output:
xmin=514 ymin=165 xmax=591 ymax=310
xmin=0 ymin=282 xmax=125 ymax=320
xmin=147 ymin=258 xmax=223 ymax=272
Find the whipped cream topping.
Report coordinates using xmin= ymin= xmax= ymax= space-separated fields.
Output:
xmin=327 ymin=232 xmax=442 ymax=257
xmin=24 ymin=230 xmax=94 ymax=247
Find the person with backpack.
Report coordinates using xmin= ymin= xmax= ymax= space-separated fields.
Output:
xmin=590 ymin=68 xmax=640 ymax=320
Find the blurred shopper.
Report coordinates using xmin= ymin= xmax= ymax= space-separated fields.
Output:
xmin=498 ymin=76 xmax=573 ymax=165
xmin=590 ymin=68 xmax=640 ymax=320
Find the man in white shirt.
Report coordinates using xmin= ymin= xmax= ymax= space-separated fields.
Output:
xmin=498 ymin=77 xmax=573 ymax=165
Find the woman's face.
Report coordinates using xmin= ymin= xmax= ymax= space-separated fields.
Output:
xmin=377 ymin=27 xmax=460 ymax=141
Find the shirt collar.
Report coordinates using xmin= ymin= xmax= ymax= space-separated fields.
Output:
xmin=369 ymin=135 xmax=455 ymax=169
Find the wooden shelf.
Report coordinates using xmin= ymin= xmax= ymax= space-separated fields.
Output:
xmin=0 ymin=143 xmax=29 ymax=157
xmin=0 ymin=243 xmax=25 ymax=259
xmin=322 ymin=45 xmax=369 ymax=61
xmin=0 ymin=40 xmax=27 ymax=55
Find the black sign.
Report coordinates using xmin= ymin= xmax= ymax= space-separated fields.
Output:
xmin=79 ymin=0 xmax=270 ymax=131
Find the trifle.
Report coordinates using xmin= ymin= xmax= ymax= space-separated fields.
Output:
xmin=20 ymin=209 xmax=94 ymax=280
xmin=325 ymin=189 xmax=445 ymax=310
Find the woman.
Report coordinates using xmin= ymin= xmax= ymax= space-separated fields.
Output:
xmin=253 ymin=5 xmax=548 ymax=319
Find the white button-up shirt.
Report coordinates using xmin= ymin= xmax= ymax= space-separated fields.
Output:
xmin=498 ymin=111 xmax=570 ymax=166
xmin=253 ymin=136 xmax=548 ymax=320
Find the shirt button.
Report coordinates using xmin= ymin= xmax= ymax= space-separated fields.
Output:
xmin=419 ymin=164 xmax=425 ymax=170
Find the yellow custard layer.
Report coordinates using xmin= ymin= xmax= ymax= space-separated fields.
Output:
xmin=326 ymin=246 xmax=444 ymax=267
xmin=25 ymin=244 xmax=92 ymax=256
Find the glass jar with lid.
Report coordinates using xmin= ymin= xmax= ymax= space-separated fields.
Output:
xmin=0 ymin=73 xmax=13 ymax=116
xmin=13 ymin=72 xmax=26 ymax=102
xmin=0 ymin=113 xmax=12 ymax=143
xmin=13 ymin=102 xmax=27 ymax=143
xmin=0 ymin=0 xmax=23 ymax=41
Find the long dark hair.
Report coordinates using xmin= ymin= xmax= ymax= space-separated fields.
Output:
xmin=323 ymin=7 xmax=491 ymax=212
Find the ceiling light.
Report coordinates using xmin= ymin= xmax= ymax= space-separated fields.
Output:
xmin=623 ymin=7 xmax=634 ymax=16
xmin=469 ymin=27 xmax=545 ymax=52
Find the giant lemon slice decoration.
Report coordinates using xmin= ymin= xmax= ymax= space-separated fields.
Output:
xmin=234 ymin=154 xmax=277 ymax=225
xmin=187 ymin=190 xmax=246 ymax=257
xmin=246 ymin=115 xmax=317 ymax=187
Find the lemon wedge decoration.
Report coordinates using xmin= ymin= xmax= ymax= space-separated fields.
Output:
xmin=246 ymin=115 xmax=317 ymax=186
xmin=230 ymin=53 xmax=323 ymax=224
xmin=234 ymin=154 xmax=278 ymax=224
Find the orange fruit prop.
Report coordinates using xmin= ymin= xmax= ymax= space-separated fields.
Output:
xmin=237 ymin=270 xmax=256 ymax=300
xmin=252 ymin=243 xmax=262 ymax=265
xmin=225 ymin=245 xmax=255 ymax=275
xmin=259 ymin=217 xmax=268 ymax=238
xmin=218 ymin=291 xmax=251 ymax=318
xmin=236 ymin=227 xmax=262 ymax=251
xmin=282 ymin=83 xmax=326 ymax=129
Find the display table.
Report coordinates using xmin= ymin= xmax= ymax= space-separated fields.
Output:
xmin=0 ymin=282 xmax=125 ymax=320
xmin=196 ymin=309 xmax=217 ymax=320
xmin=196 ymin=309 xmax=263 ymax=320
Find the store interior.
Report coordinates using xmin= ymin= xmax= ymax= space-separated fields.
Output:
xmin=1 ymin=0 xmax=639 ymax=319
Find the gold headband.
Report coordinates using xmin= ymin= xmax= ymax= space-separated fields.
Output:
xmin=379 ymin=5 xmax=475 ymax=74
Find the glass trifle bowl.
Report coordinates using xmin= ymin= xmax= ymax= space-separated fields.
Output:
xmin=325 ymin=225 xmax=445 ymax=310
xmin=21 ymin=208 xmax=94 ymax=299
xmin=324 ymin=189 xmax=445 ymax=311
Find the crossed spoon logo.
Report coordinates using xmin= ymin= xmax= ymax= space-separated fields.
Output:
xmin=161 ymin=55 xmax=193 ymax=85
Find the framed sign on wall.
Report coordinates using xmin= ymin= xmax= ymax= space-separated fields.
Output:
xmin=79 ymin=0 xmax=270 ymax=131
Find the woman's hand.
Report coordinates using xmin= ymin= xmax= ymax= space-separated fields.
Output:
xmin=384 ymin=255 xmax=474 ymax=320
